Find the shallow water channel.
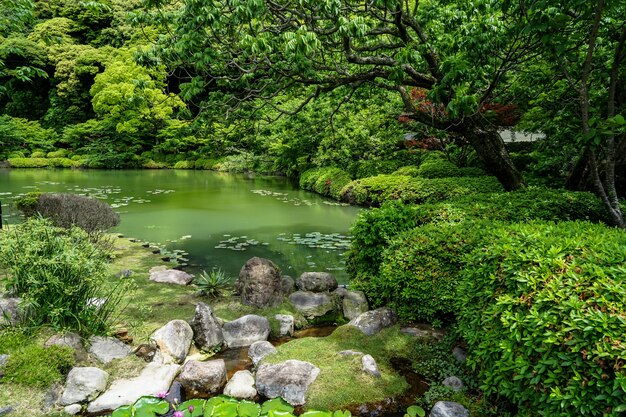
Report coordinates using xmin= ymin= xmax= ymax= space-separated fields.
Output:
xmin=0 ymin=169 xmax=360 ymax=283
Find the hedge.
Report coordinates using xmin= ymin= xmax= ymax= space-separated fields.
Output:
xmin=339 ymin=175 xmax=502 ymax=206
xmin=458 ymin=221 xmax=626 ymax=416
xmin=8 ymin=157 xmax=79 ymax=168
xmin=299 ymin=167 xmax=353 ymax=199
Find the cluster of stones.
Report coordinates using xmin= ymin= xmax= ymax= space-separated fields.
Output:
xmin=1 ymin=257 xmax=469 ymax=417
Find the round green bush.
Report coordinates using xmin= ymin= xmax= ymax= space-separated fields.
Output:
xmin=30 ymin=151 xmax=46 ymax=158
xmin=417 ymin=159 xmax=462 ymax=178
xmin=359 ymin=221 xmax=493 ymax=322
xmin=46 ymin=149 xmax=68 ymax=158
xmin=393 ymin=166 xmax=420 ymax=176
xmin=174 ymin=160 xmax=194 ymax=169
xmin=299 ymin=167 xmax=353 ymax=199
xmin=458 ymin=221 xmax=626 ymax=416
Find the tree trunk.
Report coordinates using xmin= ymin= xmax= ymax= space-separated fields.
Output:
xmin=461 ymin=127 xmax=527 ymax=191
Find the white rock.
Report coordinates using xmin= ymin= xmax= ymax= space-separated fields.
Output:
xmin=256 ymin=360 xmax=320 ymax=406
xmin=64 ymin=404 xmax=82 ymax=415
xmin=88 ymin=337 xmax=132 ymax=364
xmin=274 ymin=314 xmax=294 ymax=337
xmin=442 ymin=376 xmax=464 ymax=392
xmin=429 ymin=401 xmax=469 ymax=417
xmin=222 ymin=315 xmax=270 ymax=348
xmin=87 ymin=362 xmax=180 ymax=413
xmin=223 ymin=370 xmax=256 ymax=400
xmin=361 ymin=354 xmax=381 ymax=377
xmin=61 ymin=367 xmax=109 ymax=405
xmin=248 ymin=341 xmax=277 ymax=367
xmin=149 ymin=269 xmax=194 ymax=285
xmin=151 ymin=320 xmax=193 ymax=364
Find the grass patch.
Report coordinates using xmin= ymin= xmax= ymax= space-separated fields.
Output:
xmin=261 ymin=325 xmax=413 ymax=410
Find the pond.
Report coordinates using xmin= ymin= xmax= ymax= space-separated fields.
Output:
xmin=0 ymin=169 xmax=360 ymax=283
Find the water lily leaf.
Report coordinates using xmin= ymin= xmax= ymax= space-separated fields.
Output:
xmin=406 ymin=405 xmax=425 ymax=417
xmin=112 ymin=405 xmax=133 ymax=417
xmin=260 ymin=398 xmax=294 ymax=416
xmin=177 ymin=399 xmax=205 ymax=417
xmin=302 ymin=411 xmax=332 ymax=417
xmin=212 ymin=401 xmax=238 ymax=417
xmin=237 ymin=401 xmax=261 ymax=417
xmin=133 ymin=396 xmax=170 ymax=417
xmin=332 ymin=411 xmax=351 ymax=417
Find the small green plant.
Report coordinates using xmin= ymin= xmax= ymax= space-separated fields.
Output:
xmin=405 ymin=405 xmax=426 ymax=417
xmin=195 ymin=269 xmax=231 ymax=298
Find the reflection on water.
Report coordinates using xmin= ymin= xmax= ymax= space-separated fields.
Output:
xmin=0 ymin=169 xmax=360 ymax=283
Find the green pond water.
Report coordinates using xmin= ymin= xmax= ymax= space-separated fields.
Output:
xmin=0 ymin=169 xmax=360 ymax=283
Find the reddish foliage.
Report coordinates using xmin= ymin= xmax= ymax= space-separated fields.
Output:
xmin=480 ymin=102 xmax=521 ymax=126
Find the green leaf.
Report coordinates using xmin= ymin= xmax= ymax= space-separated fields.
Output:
xmin=237 ymin=401 xmax=261 ymax=417
xmin=112 ymin=405 xmax=133 ymax=417
xmin=260 ymin=398 xmax=294 ymax=416
xmin=134 ymin=397 xmax=170 ymax=417
xmin=406 ymin=406 xmax=426 ymax=417
xmin=178 ymin=399 xmax=206 ymax=417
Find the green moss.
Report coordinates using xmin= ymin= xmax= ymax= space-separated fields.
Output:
xmin=262 ymin=325 xmax=412 ymax=410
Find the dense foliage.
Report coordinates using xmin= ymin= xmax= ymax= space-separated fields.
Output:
xmin=459 ymin=222 xmax=626 ymax=416
xmin=0 ymin=218 xmax=127 ymax=334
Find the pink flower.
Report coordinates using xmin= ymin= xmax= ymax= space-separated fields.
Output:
xmin=156 ymin=391 xmax=169 ymax=399
xmin=174 ymin=411 xmax=184 ymax=417
xmin=188 ymin=406 xmax=195 ymax=414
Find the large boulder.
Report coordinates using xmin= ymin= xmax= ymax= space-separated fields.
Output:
xmin=151 ymin=320 xmax=193 ymax=364
xmin=348 ymin=307 xmax=397 ymax=336
xmin=178 ymin=360 xmax=227 ymax=398
xmin=248 ymin=341 xmax=277 ymax=367
xmin=236 ymin=257 xmax=282 ymax=308
xmin=89 ymin=337 xmax=132 ymax=364
xmin=281 ymin=276 xmax=295 ymax=295
xmin=342 ymin=291 xmax=369 ymax=320
xmin=0 ymin=297 xmax=22 ymax=327
xmin=223 ymin=370 xmax=257 ymax=400
xmin=87 ymin=362 xmax=180 ymax=413
xmin=189 ymin=303 xmax=224 ymax=352
xmin=274 ymin=314 xmax=294 ymax=337
xmin=149 ymin=269 xmax=194 ymax=285
xmin=222 ymin=315 xmax=270 ymax=348
xmin=288 ymin=291 xmax=336 ymax=321
xmin=296 ymin=272 xmax=337 ymax=292
xmin=255 ymin=360 xmax=320 ymax=406
xmin=429 ymin=401 xmax=469 ymax=417
xmin=61 ymin=367 xmax=109 ymax=405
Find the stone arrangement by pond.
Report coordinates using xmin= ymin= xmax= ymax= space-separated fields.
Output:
xmin=0 ymin=256 xmax=469 ymax=417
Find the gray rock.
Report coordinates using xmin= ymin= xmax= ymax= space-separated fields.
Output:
xmin=248 ymin=341 xmax=277 ymax=367
xmin=222 ymin=315 xmax=270 ymax=348
xmin=281 ymin=276 xmax=295 ymax=295
xmin=348 ymin=307 xmax=397 ymax=336
xmin=452 ymin=347 xmax=467 ymax=363
xmin=118 ymin=269 xmax=133 ymax=278
xmin=296 ymin=272 xmax=338 ymax=292
xmin=61 ymin=367 xmax=109 ymax=405
xmin=165 ymin=381 xmax=183 ymax=404
xmin=64 ymin=404 xmax=82 ymax=415
xmin=361 ymin=354 xmax=381 ymax=378
xmin=178 ymin=359 xmax=227 ymax=398
xmin=442 ymin=376 xmax=464 ymax=392
xmin=236 ymin=257 xmax=283 ymax=308
xmin=288 ymin=291 xmax=336 ymax=321
xmin=0 ymin=297 xmax=22 ymax=326
xmin=45 ymin=332 xmax=87 ymax=360
xmin=256 ymin=360 xmax=320 ymax=406
xmin=223 ymin=370 xmax=257 ymax=400
xmin=342 ymin=291 xmax=369 ymax=320
xmin=274 ymin=314 xmax=294 ymax=337
xmin=149 ymin=269 xmax=194 ymax=285
xmin=87 ymin=362 xmax=180 ymax=413
xmin=42 ymin=382 xmax=63 ymax=413
xmin=63 ymin=404 xmax=83 ymax=416
xmin=333 ymin=287 xmax=349 ymax=298
xmin=0 ymin=406 xmax=14 ymax=416
xmin=401 ymin=326 xmax=445 ymax=341
xmin=0 ymin=354 xmax=9 ymax=368
xmin=189 ymin=303 xmax=224 ymax=352
xmin=429 ymin=401 xmax=469 ymax=417
xmin=338 ymin=350 xmax=363 ymax=356
xmin=151 ymin=320 xmax=193 ymax=364
xmin=89 ymin=336 xmax=132 ymax=364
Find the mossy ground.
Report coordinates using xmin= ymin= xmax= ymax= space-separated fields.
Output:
xmin=261 ymin=325 xmax=414 ymax=410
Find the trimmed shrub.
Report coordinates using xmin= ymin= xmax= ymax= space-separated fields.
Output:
xmin=173 ymin=160 xmax=194 ymax=169
xmin=339 ymin=175 xmax=502 ymax=206
xmin=417 ymin=159 xmax=485 ymax=178
xmin=299 ymin=167 xmax=353 ymax=199
xmin=458 ymin=221 xmax=626 ymax=416
xmin=347 ymin=189 xmax=616 ymax=293
xmin=48 ymin=157 xmax=78 ymax=168
xmin=142 ymin=159 xmax=168 ymax=169
xmin=358 ymin=221 xmax=494 ymax=322
xmin=30 ymin=151 xmax=46 ymax=158
xmin=2 ymin=339 xmax=75 ymax=388
xmin=8 ymin=157 xmax=50 ymax=168
xmin=393 ymin=165 xmax=420 ymax=176
xmin=195 ymin=158 xmax=218 ymax=170
xmin=348 ymin=159 xmax=406 ymax=179
xmin=46 ymin=149 xmax=68 ymax=158
xmin=0 ymin=218 xmax=128 ymax=335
